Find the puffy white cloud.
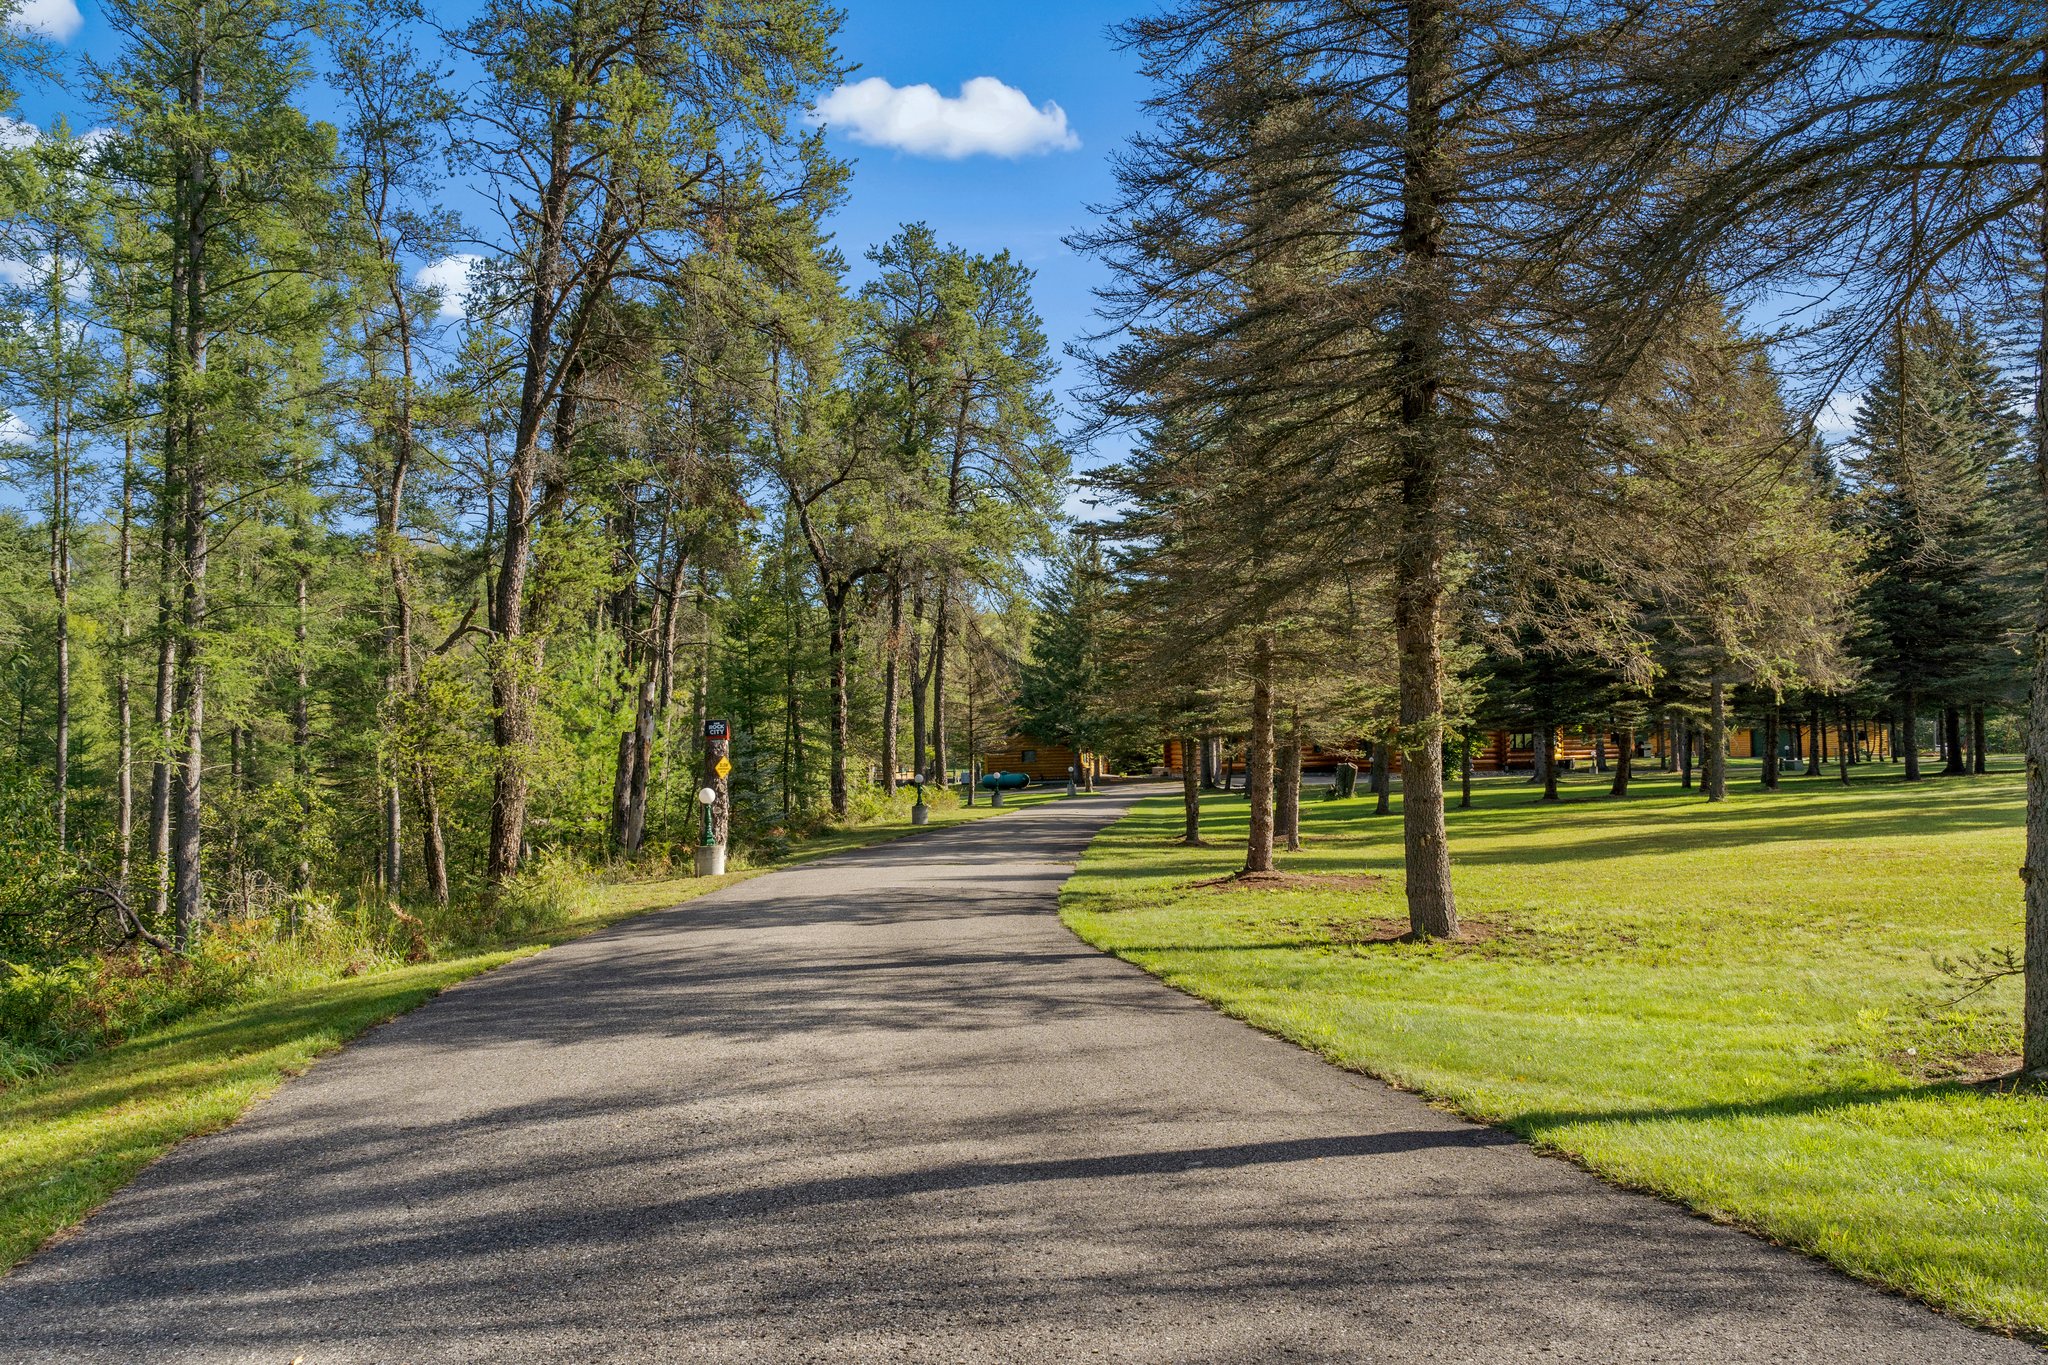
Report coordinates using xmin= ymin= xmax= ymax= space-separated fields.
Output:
xmin=416 ymin=253 xmax=482 ymax=319
xmin=9 ymin=0 xmax=83 ymax=42
xmin=1814 ymin=389 xmax=1864 ymax=442
xmin=809 ymin=76 xmax=1079 ymax=159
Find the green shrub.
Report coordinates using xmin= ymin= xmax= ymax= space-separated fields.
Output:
xmin=487 ymin=850 xmax=589 ymax=936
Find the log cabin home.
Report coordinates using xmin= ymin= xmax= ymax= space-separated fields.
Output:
xmin=978 ymin=734 xmax=1098 ymax=784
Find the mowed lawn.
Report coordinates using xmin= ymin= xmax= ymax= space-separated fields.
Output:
xmin=1060 ymin=763 xmax=2045 ymax=1338
xmin=0 ymin=786 xmax=1069 ymax=1277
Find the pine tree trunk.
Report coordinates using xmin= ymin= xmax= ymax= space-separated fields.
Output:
xmin=1594 ymin=729 xmax=1607 ymax=774
xmin=1704 ymin=681 xmax=1728 ymax=802
xmin=1838 ymin=705 xmax=1852 ymax=786
xmin=827 ymin=585 xmax=853 ymax=821
xmin=1372 ymin=740 xmax=1391 ymax=815
xmin=1278 ymin=712 xmax=1302 ymax=852
xmin=50 ymin=421 xmax=68 ymax=850
xmin=1244 ymin=632 xmax=1275 ymax=874
xmin=1761 ymin=712 xmax=1779 ymax=790
xmin=1387 ymin=0 xmax=1459 ymax=939
xmin=293 ymin=562 xmax=311 ymax=889
xmin=1180 ymin=730 xmax=1201 ymax=844
xmin=1679 ymin=716 xmax=1694 ymax=789
xmin=881 ymin=573 xmax=902 ymax=795
xmin=1903 ymin=688 xmax=1922 ymax=781
xmin=2021 ymin=97 xmax=2048 ymax=1073
xmin=1610 ymin=729 xmax=1633 ymax=797
xmin=116 ymin=428 xmax=135 ymax=887
xmin=1943 ymin=705 xmax=1965 ymax=775
xmin=909 ymin=592 xmax=928 ymax=783
xmin=1460 ymin=728 xmax=1473 ymax=808
xmin=486 ymin=116 xmax=576 ymax=890
xmin=929 ymin=580 xmax=951 ymax=785
xmin=1539 ymin=725 xmax=1559 ymax=802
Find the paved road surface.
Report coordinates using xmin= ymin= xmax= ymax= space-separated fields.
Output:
xmin=1 ymin=790 xmax=2034 ymax=1363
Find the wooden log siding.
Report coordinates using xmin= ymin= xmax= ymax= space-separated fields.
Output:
xmin=981 ymin=734 xmax=1094 ymax=783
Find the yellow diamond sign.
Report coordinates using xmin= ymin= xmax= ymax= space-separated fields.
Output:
xmin=714 ymin=756 xmax=732 ymax=779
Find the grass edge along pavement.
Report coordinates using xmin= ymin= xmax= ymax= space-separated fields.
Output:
xmin=1058 ymin=766 xmax=2046 ymax=1342
xmin=0 ymin=783 xmax=1076 ymax=1277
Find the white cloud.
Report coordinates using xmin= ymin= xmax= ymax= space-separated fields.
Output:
xmin=0 ymin=410 xmax=32 ymax=445
xmin=809 ymin=76 xmax=1080 ymax=159
xmin=1814 ymin=389 xmax=1864 ymax=443
xmin=9 ymin=0 xmax=82 ymax=42
xmin=416 ymin=254 xmax=482 ymax=319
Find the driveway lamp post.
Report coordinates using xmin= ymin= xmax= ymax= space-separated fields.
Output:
xmin=695 ymin=785 xmax=725 ymax=877
xmin=911 ymin=779 xmax=929 ymax=826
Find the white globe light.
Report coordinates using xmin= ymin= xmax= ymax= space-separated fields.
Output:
xmin=697 ymin=786 xmax=718 ymax=805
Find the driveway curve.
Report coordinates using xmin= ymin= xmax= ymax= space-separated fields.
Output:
xmin=0 ymin=788 xmax=2032 ymax=1363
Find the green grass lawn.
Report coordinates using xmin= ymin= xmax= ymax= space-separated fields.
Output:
xmin=1060 ymin=762 xmax=2045 ymax=1339
xmin=0 ymin=785 xmax=1076 ymax=1275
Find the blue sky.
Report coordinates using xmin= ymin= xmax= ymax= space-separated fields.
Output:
xmin=8 ymin=0 xmax=1154 ymax=500
xmin=819 ymin=0 xmax=1152 ymax=493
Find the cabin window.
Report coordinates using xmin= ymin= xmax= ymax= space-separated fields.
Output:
xmin=1020 ymin=749 xmax=1037 ymax=764
xmin=1509 ymin=732 xmax=1534 ymax=752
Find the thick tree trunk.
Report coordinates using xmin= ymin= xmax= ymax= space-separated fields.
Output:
xmin=1372 ymin=740 xmax=1391 ymax=815
xmin=1704 ymin=681 xmax=1728 ymax=802
xmin=1610 ymin=729 xmax=1633 ymax=797
xmin=486 ymin=111 xmax=576 ymax=889
xmin=1593 ymin=730 xmax=1607 ymax=774
xmin=2023 ymin=104 xmax=2047 ymax=1074
xmin=172 ymin=456 xmax=208 ymax=948
xmin=1806 ymin=704 xmax=1823 ymax=774
xmin=1760 ymin=712 xmax=1779 ymax=790
xmin=1180 ymin=730 xmax=1201 ymax=845
xmin=1679 ymin=716 xmax=1693 ymax=789
xmin=1539 ymin=725 xmax=1559 ymax=802
xmin=1903 ymin=688 xmax=1922 ymax=781
xmin=1244 ymin=633 xmax=1275 ymax=874
xmin=1387 ymin=0 xmax=1459 ymax=939
xmin=1943 ymin=705 xmax=1966 ymax=775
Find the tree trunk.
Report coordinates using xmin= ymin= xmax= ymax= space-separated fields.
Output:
xmin=1278 ymin=710 xmax=1302 ymax=853
xmin=1704 ymin=681 xmax=1728 ymax=802
xmin=116 ymin=426 xmax=135 ymax=887
xmin=1679 ymin=716 xmax=1693 ymax=789
xmin=881 ymin=572 xmax=903 ymax=795
xmin=910 ymin=587 xmax=929 ymax=783
xmin=1244 ymin=633 xmax=1275 ymax=874
xmin=1838 ymin=705 xmax=1852 ymax=786
xmin=486 ymin=112 xmax=577 ymax=890
xmin=1372 ymin=740 xmax=1391 ymax=815
xmin=293 ymin=560 xmax=311 ymax=889
xmin=1903 ymin=688 xmax=1922 ymax=781
xmin=827 ymin=585 xmax=853 ymax=821
xmin=1944 ymin=705 xmax=1966 ymax=775
xmin=1760 ymin=711 xmax=1779 ymax=790
xmin=1460 ymin=728 xmax=1473 ymax=808
xmin=49 ymin=420 xmax=68 ymax=850
xmin=1180 ymin=730 xmax=1201 ymax=845
xmin=1593 ymin=729 xmax=1607 ymax=774
xmin=1387 ymin=0 xmax=1459 ymax=939
xmin=1539 ymin=725 xmax=1559 ymax=802
xmin=1610 ymin=729 xmax=1633 ymax=797
xmin=2022 ymin=96 xmax=2047 ymax=1073
xmin=929 ymin=579 xmax=951 ymax=784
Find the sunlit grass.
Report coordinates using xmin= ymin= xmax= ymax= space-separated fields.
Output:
xmin=1061 ymin=762 xmax=2045 ymax=1338
xmin=0 ymin=786 xmax=1074 ymax=1275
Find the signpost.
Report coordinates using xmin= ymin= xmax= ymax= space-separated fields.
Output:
xmin=697 ymin=719 xmax=730 ymax=877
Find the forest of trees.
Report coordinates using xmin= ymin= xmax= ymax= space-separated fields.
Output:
xmin=0 ymin=0 xmax=2044 ymax=1078
xmin=0 ymin=0 xmax=1066 ymax=984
